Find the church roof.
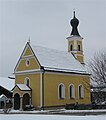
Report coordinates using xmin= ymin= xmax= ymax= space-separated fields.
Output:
xmin=31 ymin=44 xmax=89 ymax=75
xmin=12 ymin=84 xmax=31 ymax=91
xmin=16 ymin=84 xmax=31 ymax=91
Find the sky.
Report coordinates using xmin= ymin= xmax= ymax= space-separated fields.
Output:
xmin=0 ymin=0 xmax=105 ymax=77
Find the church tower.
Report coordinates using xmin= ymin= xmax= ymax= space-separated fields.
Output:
xmin=67 ymin=11 xmax=84 ymax=64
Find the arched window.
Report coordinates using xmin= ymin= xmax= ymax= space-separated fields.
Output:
xmin=69 ymin=84 xmax=75 ymax=99
xmin=70 ymin=44 xmax=73 ymax=51
xmin=78 ymin=45 xmax=81 ymax=51
xmin=58 ymin=84 xmax=65 ymax=99
xmin=25 ymin=77 xmax=30 ymax=86
xmin=78 ymin=85 xmax=84 ymax=99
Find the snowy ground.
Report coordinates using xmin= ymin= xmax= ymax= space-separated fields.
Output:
xmin=0 ymin=114 xmax=106 ymax=120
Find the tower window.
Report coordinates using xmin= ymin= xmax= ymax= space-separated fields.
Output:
xmin=58 ymin=84 xmax=65 ymax=99
xmin=70 ymin=45 xmax=73 ymax=51
xmin=78 ymin=45 xmax=81 ymax=51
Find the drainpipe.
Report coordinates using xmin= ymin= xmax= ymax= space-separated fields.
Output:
xmin=40 ymin=67 xmax=44 ymax=110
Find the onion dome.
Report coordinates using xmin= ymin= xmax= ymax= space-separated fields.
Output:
xmin=70 ymin=11 xmax=80 ymax=36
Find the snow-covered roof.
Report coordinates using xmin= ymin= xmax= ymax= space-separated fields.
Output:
xmin=0 ymin=94 xmax=8 ymax=101
xmin=31 ymin=45 xmax=89 ymax=74
xmin=16 ymin=84 xmax=31 ymax=91
xmin=0 ymin=77 xmax=15 ymax=91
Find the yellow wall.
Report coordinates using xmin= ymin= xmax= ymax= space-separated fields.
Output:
xmin=68 ymin=40 xmax=74 ymax=52
xmin=15 ymin=74 xmax=40 ymax=106
xmin=77 ymin=40 xmax=82 ymax=51
xmin=68 ymin=40 xmax=84 ymax=63
xmin=16 ymin=57 xmax=40 ymax=71
xmin=76 ymin=55 xmax=84 ymax=63
xmin=23 ymin=47 xmax=33 ymax=56
xmin=43 ymin=73 xmax=90 ymax=107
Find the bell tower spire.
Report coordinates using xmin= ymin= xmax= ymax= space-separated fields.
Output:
xmin=67 ymin=11 xmax=84 ymax=64
xmin=70 ymin=11 xmax=80 ymax=36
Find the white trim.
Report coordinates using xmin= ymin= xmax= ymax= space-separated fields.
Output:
xmin=21 ymin=55 xmax=34 ymax=60
xmin=25 ymin=59 xmax=30 ymax=67
xmin=20 ymin=97 xmax=23 ymax=111
xmin=69 ymin=84 xmax=75 ymax=99
xmin=24 ymin=77 xmax=30 ymax=86
xmin=74 ymin=39 xmax=77 ymax=50
xmin=40 ymin=72 xmax=43 ymax=107
xmin=23 ymin=44 xmax=33 ymax=57
xmin=44 ymin=67 xmax=88 ymax=74
xmin=14 ymin=69 xmax=40 ymax=74
xmin=67 ymin=36 xmax=83 ymax=40
xmin=58 ymin=83 xmax=65 ymax=100
xmin=13 ymin=92 xmax=22 ymax=97
xmin=78 ymin=84 xmax=84 ymax=99
xmin=44 ymin=71 xmax=90 ymax=77
xmin=14 ymin=71 xmax=40 ymax=75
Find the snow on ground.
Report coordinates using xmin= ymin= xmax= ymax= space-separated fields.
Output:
xmin=0 ymin=114 xmax=105 ymax=120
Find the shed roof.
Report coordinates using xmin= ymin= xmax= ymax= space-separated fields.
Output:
xmin=0 ymin=77 xmax=15 ymax=91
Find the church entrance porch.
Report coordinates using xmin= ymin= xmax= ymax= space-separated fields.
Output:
xmin=12 ymin=84 xmax=32 ymax=110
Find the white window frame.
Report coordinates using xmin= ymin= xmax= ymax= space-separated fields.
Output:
xmin=78 ymin=84 xmax=84 ymax=99
xmin=25 ymin=59 xmax=30 ymax=66
xmin=58 ymin=83 xmax=65 ymax=100
xmin=24 ymin=77 xmax=30 ymax=86
xmin=69 ymin=84 xmax=75 ymax=99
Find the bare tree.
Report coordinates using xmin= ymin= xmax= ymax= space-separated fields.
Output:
xmin=89 ymin=51 xmax=106 ymax=87
xmin=88 ymin=51 xmax=106 ymax=104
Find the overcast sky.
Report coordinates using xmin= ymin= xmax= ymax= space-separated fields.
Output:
xmin=0 ymin=0 xmax=105 ymax=77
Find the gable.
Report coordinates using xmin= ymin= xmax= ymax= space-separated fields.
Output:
xmin=14 ymin=42 xmax=41 ymax=73
xmin=23 ymin=45 xmax=33 ymax=56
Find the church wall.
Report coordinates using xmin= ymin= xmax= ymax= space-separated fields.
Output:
xmin=43 ymin=72 xmax=91 ymax=108
xmin=15 ymin=44 xmax=40 ymax=72
xmin=23 ymin=47 xmax=33 ymax=56
xmin=16 ymin=57 xmax=40 ymax=72
xmin=15 ymin=73 xmax=40 ymax=107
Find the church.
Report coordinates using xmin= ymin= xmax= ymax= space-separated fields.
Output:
xmin=12 ymin=11 xmax=91 ymax=110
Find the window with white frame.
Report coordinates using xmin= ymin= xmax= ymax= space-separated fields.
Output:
xmin=25 ymin=77 xmax=30 ymax=86
xmin=26 ymin=59 xmax=30 ymax=66
xmin=79 ymin=84 xmax=84 ymax=99
xmin=58 ymin=84 xmax=65 ymax=99
xmin=69 ymin=84 xmax=75 ymax=99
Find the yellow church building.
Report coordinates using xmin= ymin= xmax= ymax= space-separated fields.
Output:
xmin=12 ymin=11 xmax=91 ymax=110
